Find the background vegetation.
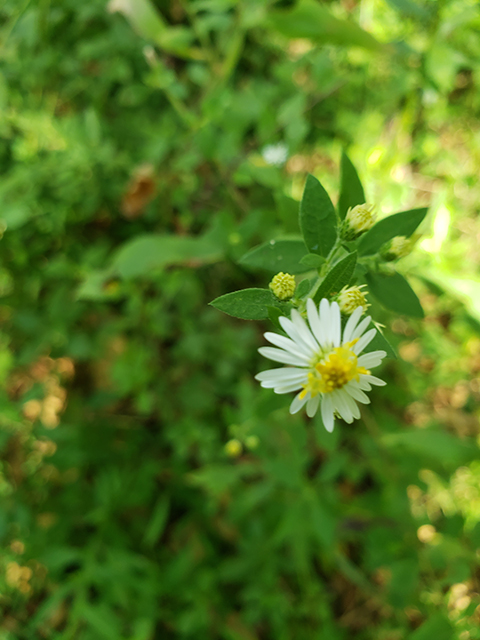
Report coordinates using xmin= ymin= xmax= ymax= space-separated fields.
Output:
xmin=1 ymin=0 xmax=480 ymax=637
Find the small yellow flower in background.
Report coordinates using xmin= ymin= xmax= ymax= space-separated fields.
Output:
xmin=6 ymin=561 xmax=32 ymax=594
xmin=344 ymin=203 xmax=376 ymax=238
xmin=225 ymin=439 xmax=243 ymax=458
xmin=383 ymin=235 xmax=412 ymax=260
xmin=337 ymin=285 xmax=370 ymax=315
xmin=269 ymin=272 xmax=296 ymax=300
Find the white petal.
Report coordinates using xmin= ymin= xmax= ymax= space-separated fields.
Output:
xmin=255 ymin=368 xmax=307 ymax=383
xmin=358 ymin=378 xmax=372 ymax=391
xmin=330 ymin=301 xmax=341 ymax=347
xmin=291 ymin=309 xmax=319 ymax=352
xmin=290 ymin=391 xmax=309 ymax=414
xmin=351 ymin=316 xmax=372 ymax=341
xmin=361 ymin=374 xmax=386 ymax=387
xmin=343 ymin=392 xmax=361 ymax=420
xmin=258 ymin=347 xmax=308 ymax=366
xmin=279 ymin=316 xmax=316 ymax=357
xmin=319 ymin=298 xmax=332 ymax=346
xmin=306 ymin=395 xmax=320 ymax=417
xmin=353 ymin=328 xmax=376 ymax=354
xmin=357 ymin=350 xmax=387 ymax=369
xmin=273 ymin=382 xmax=305 ymax=394
xmin=331 ymin=389 xmax=354 ymax=423
xmin=307 ymin=298 xmax=326 ymax=347
xmin=342 ymin=306 xmax=363 ymax=343
xmin=264 ymin=332 xmax=312 ymax=359
xmin=344 ymin=380 xmax=371 ymax=404
xmin=321 ymin=394 xmax=335 ymax=432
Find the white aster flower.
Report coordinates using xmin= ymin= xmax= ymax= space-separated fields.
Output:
xmin=255 ymin=298 xmax=387 ymax=432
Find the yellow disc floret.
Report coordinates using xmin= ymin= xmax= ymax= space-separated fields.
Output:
xmin=337 ymin=285 xmax=370 ymax=315
xmin=344 ymin=203 xmax=376 ymax=239
xmin=269 ymin=272 xmax=296 ymax=300
xmin=299 ymin=340 xmax=370 ymax=398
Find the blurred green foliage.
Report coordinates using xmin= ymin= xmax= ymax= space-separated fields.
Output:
xmin=0 ymin=0 xmax=480 ymax=638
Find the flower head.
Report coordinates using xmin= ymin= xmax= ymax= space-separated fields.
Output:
xmin=255 ymin=299 xmax=386 ymax=431
xmin=337 ymin=285 xmax=369 ymax=315
xmin=269 ymin=272 xmax=296 ymax=300
xmin=343 ymin=203 xmax=376 ymax=239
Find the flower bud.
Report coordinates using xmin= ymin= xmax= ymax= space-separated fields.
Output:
xmin=269 ymin=272 xmax=296 ymax=300
xmin=382 ymin=235 xmax=412 ymax=260
xmin=337 ymin=285 xmax=369 ymax=315
xmin=224 ymin=439 xmax=242 ymax=458
xmin=343 ymin=204 xmax=376 ymax=239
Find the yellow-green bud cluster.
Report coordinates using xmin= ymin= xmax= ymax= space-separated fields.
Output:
xmin=337 ymin=285 xmax=370 ymax=315
xmin=343 ymin=203 xmax=376 ymax=239
xmin=269 ymin=272 xmax=296 ymax=300
xmin=383 ymin=235 xmax=412 ymax=260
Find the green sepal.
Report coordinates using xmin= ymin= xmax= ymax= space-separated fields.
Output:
xmin=366 ymin=271 xmax=424 ymax=318
xmin=299 ymin=174 xmax=337 ymax=257
xmin=338 ymin=151 xmax=365 ymax=220
xmin=314 ymin=252 xmax=357 ymax=303
xmin=358 ymin=208 xmax=428 ymax=256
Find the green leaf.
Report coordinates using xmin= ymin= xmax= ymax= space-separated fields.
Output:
xmin=109 ymin=0 xmax=200 ymax=59
xmin=143 ymin=496 xmax=169 ymax=548
xmin=314 ymin=252 xmax=357 ymax=302
xmin=299 ymin=253 xmax=325 ymax=269
xmin=368 ymin=327 xmax=397 ymax=359
xmin=409 ymin=614 xmax=452 ymax=640
xmin=338 ymin=151 xmax=365 ymax=219
xmin=388 ymin=558 xmax=419 ymax=608
xmin=366 ymin=271 xmax=424 ymax=318
xmin=268 ymin=305 xmax=286 ymax=330
xmin=111 ymin=234 xmax=222 ymax=279
xmin=210 ymin=288 xmax=288 ymax=320
xmin=239 ymin=239 xmax=309 ymax=274
xmin=299 ymin=174 xmax=337 ymax=257
xmin=385 ymin=0 xmax=429 ymax=19
xmin=76 ymin=269 xmax=119 ymax=301
xmin=295 ymin=277 xmax=313 ymax=299
xmin=268 ymin=0 xmax=383 ymax=51
xmin=381 ymin=430 xmax=478 ymax=472
xmin=358 ymin=208 xmax=428 ymax=256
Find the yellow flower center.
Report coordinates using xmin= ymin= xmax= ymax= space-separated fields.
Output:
xmin=300 ymin=340 xmax=370 ymax=398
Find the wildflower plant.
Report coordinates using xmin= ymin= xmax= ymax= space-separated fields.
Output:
xmin=211 ymin=152 xmax=427 ymax=429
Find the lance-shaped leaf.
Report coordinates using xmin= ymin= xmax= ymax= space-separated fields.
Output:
xmin=110 ymin=234 xmax=222 ymax=279
xmin=210 ymin=289 xmax=289 ymax=321
xmin=299 ymin=174 xmax=337 ymax=257
xmin=358 ymin=208 xmax=428 ymax=256
xmin=314 ymin=252 xmax=357 ymax=303
xmin=366 ymin=271 xmax=424 ymax=318
xmin=239 ymin=239 xmax=309 ymax=274
xmin=338 ymin=151 xmax=365 ymax=219
xmin=268 ymin=0 xmax=384 ymax=51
